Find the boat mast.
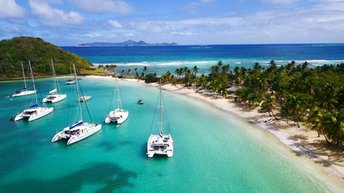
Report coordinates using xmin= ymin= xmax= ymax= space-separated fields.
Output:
xmin=28 ymin=60 xmax=38 ymax=104
xmin=115 ymin=78 xmax=122 ymax=109
xmin=159 ymin=84 xmax=163 ymax=135
xmin=21 ymin=62 xmax=27 ymax=89
xmin=50 ymin=59 xmax=61 ymax=93
xmin=73 ymin=64 xmax=83 ymax=121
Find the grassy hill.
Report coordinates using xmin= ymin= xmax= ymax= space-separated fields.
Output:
xmin=0 ymin=36 xmax=93 ymax=80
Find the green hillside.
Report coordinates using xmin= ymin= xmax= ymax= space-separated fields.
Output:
xmin=0 ymin=36 xmax=92 ymax=80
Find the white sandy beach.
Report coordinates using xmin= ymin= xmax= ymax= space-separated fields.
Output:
xmin=86 ymin=75 xmax=344 ymax=190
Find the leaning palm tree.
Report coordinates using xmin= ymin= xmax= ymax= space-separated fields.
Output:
xmin=260 ymin=95 xmax=279 ymax=120
xmin=308 ymin=107 xmax=325 ymax=137
xmin=321 ymin=110 xmax=344 ymax=145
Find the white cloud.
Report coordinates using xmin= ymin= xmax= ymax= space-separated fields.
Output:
xmin=128 ymin=0 xmax=344 ymax=44
xmin=0 ymin=0 xmax=25 ymax=18
xmin=108 ymin=20 xmax=122 ymax=28
xmin=171 ymin=31 xmax=193 ymax=36
xmin=29 ymin=0 xmax=84 ymax=26
xmin=131 ymin=16 xmax=244 ymax=34
xmin=264 ymin=0 xmax=298 ymax=4
xmin=125 ymin=32 xmax=134 ymax=37
xmin=72 ymin=0 xmax=133 ymax=14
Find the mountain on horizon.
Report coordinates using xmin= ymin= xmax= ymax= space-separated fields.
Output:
xmin=79 ymin=40 xmax=178 ymax=47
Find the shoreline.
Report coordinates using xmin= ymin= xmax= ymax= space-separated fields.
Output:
xmin=154 ymin=83 xmax=344 ymax=187
xmin=84 ymin=75 xmax=344 ymax=190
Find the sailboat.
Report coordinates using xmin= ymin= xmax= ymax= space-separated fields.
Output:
xmin=65 ymin=67 xmax=76 ymax=85
xmin=12 ymin=62 xmax=37 ymax=97
xmin=146 ymin=84 xmax=174 ymax=158
xmin=42 ymin=59 xmax=67 ymax=103
xmin=105 ymin=77 xmax=129 ymax=125
xmin=51 ymin=64 xmax=102 ymax=145
xmin=14 ymin=61 xmax=54 ymax=122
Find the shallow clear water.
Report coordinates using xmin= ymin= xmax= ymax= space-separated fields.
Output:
xmin=0 ymin=78 xmax=337 ymax=193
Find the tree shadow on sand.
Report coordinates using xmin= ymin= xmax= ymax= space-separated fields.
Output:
xmin=0 ymin=162 xmax=136 ymax=193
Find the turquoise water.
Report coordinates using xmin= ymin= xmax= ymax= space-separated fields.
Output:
xmin=0 ymin=78 xmax=338 ymax=193
xmin=64 ymin=44 xmax=344 ymax=75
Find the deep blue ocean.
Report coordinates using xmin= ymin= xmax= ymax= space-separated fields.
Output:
xmin=64 ymin=44 xmax=344 ymax=74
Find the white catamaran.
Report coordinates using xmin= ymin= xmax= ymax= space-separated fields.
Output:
xmin=42 ymin=59 xmax=67 ymax=103
xmin=65 ymin=67 xmax=76 ymax=85
xmin=147 ymin=85 xmax=174 ymax=158
xmin=105 ymin=77 xmax=129 ymax=125
xmin=12 ymin=62 xmax=37 ymax=97
xmin=14 ymin=61 xmax=54 ymax=122
xmin=52 ymin=64 xmax=102 ymax=145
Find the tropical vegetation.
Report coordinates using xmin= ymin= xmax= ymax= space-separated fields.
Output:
xmin=0 ymin=36 xmax=92 ymax=80
xmin=122 ymin=60 xmax=344 ymax=146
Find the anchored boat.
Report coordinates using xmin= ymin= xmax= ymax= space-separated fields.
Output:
xmin=105 ymin=77 xmax=129 ymax=125
xmin=14 ymin=61 xmax=54 ymax=122
xmin=146 ymin=84 xmax=174 ymax=158
xmin=42 ymin=59 xmax=67 ymax=103
xmin=12 ymin=62 xmax=36 ymax=97
xmin=52 ymin=64 xmax=101 ymax=145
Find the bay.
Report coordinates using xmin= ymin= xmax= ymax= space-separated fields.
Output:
xmin=0 ymin=78 xmax=338 ymax=193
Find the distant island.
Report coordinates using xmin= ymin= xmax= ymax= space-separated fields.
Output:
xmin=0 ymin=36 xmax=96 ymax=80
xmin=79 ymin=40 xmax=178 ymax=47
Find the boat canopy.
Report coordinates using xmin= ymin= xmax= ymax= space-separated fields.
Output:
xmin=28 ymin=104 xmax=39 ymax=109
xmin=14 ymin=89 xmax=26 ymax=93
xmin=69 ymin=121 xmax=83 ymax=129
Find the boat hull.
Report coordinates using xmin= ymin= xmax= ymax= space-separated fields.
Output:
xmin=14 ymin=107 xmax=54 ymax=122
xmin=78 ymin=96 xmax=92 ymax=102
xmin=42 ymin=94 xmax=67 ymax=103
xmin=12 ymin=90 xmax=36 ymax=97
xmin=147 ymin=134 xmax=174 ymax=158
xmin=105 ymin=109 xmax=129 ymax=125
xmin=65 ymin=81 xmax=76 ymax=85
xmin=51 ymin=123 xmax=102 ymax=145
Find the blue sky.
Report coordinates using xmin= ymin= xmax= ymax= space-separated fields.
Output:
xmin=0 ymin=0 xmax=344 ymax=45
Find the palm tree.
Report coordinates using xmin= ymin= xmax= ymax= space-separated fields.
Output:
xmin=286 ymin=61 xmax=296 ymax=75
xmin=253 ymin=62 xmax=262 ymax=73
xmin=197 ymin=73 xmax=207 ymax=89
xmin=283 ymin=94 xmax=310 ymax=128
xmin=321 ymin=83 xmax=338 ymax=111
xmin=308 ymin=107 xmax=325 ymax=137
xmin=127 ymin=68 xmax=132 ymax=77
xmin=321 ymin=110 xmax=344 ymax=145
xmin=143 ymin=66 xmax=148 ymax=74
xmin=192 ymin=66 xmax=199 ymax=76
xmin=233 ymin=66 xmax=243 ymax=85
xmin=209 ymin=65 xmax=220 ymax=77
xmin=175 ymin=68 xmax=183 ymax=78
xmin=221 ymin=65 xmax=230 ymax=75
xmin=260 ymin=95 xmax=279 ymax=120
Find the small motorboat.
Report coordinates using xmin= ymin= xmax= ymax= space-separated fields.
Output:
xmin=65 ymin=79 xmax=76 ymax=85
xmin=78 ymin=96 xmax=92 ymax=102
xmin=137 ymin=99 xmax=144 ymax=105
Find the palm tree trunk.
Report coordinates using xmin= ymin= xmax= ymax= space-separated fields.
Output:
xmin=270 ymin=110 xmax=279 ymax=120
